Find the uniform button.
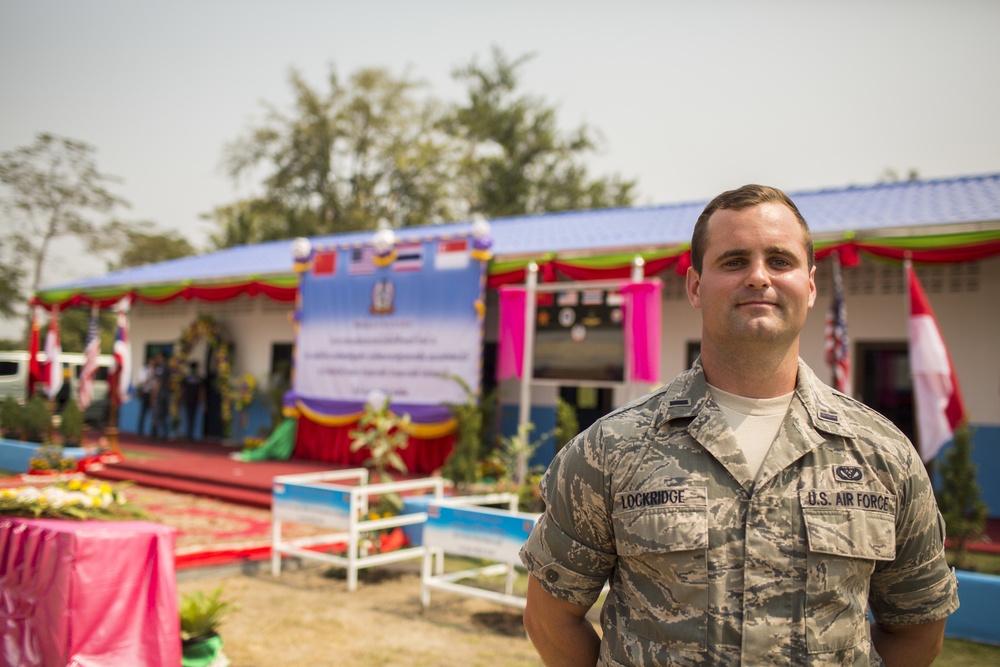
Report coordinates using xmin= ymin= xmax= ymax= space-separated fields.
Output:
xmin=545 ymin=570 xmax=559 ymax=583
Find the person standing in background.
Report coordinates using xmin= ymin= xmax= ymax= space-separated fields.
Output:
xmin=136 ymin=357 xmax=156 ymax=436
xmin=182 ymin=361 xmax=204 ymax=441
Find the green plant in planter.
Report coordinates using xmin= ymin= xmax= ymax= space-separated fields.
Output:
xmin=350 ymin=392 xmax=410 ymax=514
xmin=58 ymin=400 xmax=85 ymax=446
xmin=440 ymin=374 xmax=487 ymax=487
xmin=180 ymin=586 xmax=235 ymax=667
xmin=22 ymin=395 xmax=52 ymax=443
xmin=1 ymin=396 xmax=23 ymax=438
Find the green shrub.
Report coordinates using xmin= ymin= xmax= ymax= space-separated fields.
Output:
xmin=59 ymin=399 xmax=85 ymax=445
xmin=22 ymin=395 xmax=52 ymax=443
xmin=1 ymin=396 xmax=23 ymax=438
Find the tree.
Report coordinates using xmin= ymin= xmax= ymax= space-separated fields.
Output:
xmin=449 ymin=47 xmax=636 ymax=218
xmin=0 ymin=133 xmax=128 ymax=343
xmin=0 ymin=237 xmax=24 ymax=320
xmin=102 ymin=220 xmax=197 ymax=270
xmin=935 ymin=425 xmax=988 ymax=570
xmin=212 ymin=65 xmax=460 ymax=245
xmin=210 ymin=52 xmax=640 ymax=247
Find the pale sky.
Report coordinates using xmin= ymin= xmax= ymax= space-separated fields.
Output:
xmin=2 ymin=0 xmax=999 ymax=334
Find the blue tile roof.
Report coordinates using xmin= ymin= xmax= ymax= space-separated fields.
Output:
xmin=42 ymin=173 xmax=1000 ymax=292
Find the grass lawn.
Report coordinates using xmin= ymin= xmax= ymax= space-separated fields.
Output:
xmin=938 ymin=638 xmax=1000 ymax=665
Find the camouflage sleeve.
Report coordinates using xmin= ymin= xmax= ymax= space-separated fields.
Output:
xmin=519 ymin=422 xmax=617 ymax=607
xmin=869 ymin=443 xmax=959 ymax=624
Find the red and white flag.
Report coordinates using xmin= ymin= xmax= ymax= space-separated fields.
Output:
xmin=111 ymin=299 xmax=132 ymax=405
xmin=27 ymin=307 xmax=42 ymax=398
xmin=907 ymin=263 xmax=966 ymax=462
xmin=44 ymin=308 xmax=63 ymax=400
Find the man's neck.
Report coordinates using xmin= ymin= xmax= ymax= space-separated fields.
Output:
xmin=699 ymin=339 xmax=800 ymax=399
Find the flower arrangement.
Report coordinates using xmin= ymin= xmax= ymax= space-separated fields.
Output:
xmin=233 ymin=373 xmax=257 ymax=411
xmin=28 ymin=444 xmax=78 ymax=475
xmin=169 ymin=316 xmax=235 ymax=428
xmin=0 ymin=478 xmax=142 ymax=521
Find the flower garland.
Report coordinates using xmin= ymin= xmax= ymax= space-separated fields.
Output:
xmin=233 ymin=373 xmax=257 ymax=411
xmin=0 ymin=478 xmax=142 ymax=520
xmin=170 ymin=316 xmax=234 ymax=429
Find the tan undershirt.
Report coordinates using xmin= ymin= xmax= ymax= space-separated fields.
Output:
xmin=708 ymin=384 xmax=794 ymax=479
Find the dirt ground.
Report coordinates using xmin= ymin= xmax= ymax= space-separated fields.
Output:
xmin=177 ymin=560 xmax=547 ymax=667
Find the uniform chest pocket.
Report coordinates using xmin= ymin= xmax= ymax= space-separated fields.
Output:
xmin=610 ymin=487 xmax=708 ymax=650
xmin=801 ymin=491 xmax=896 ymax=655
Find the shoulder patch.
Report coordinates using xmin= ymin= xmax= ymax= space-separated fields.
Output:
xmin=834 ymin=465 xmax=864 ymax=483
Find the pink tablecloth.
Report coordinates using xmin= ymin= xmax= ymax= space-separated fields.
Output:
xmin=0 ymin=518 xmax=179 ymax=667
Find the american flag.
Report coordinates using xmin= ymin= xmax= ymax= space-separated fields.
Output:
xmin=824 ymin=257 xmax=850 ymax=394
xmin=112 ymin=304 xmax=132 ymax=405
xmin=78 ymin=308 xmax=100 ymax=410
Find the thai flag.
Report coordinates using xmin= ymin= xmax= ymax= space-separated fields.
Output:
xmin=824 ymin=257 xmax=850 ymax=394
xmin=393 ymin=242 xmax=424 ymax=272
xmin=908 ymin=263 xmax=966 ymax=462
xmin=79 ymin=309 xmax=100 ymax=410
xmin=112 ymin=305 xmax=132 ymax=405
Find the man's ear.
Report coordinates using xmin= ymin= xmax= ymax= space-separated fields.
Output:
xmin=686 ymin=266 xmax=702 ymax=309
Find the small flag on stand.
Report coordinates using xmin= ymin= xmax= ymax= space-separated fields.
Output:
xmin=907 ymin=262 xmax=967 ymax=462
xmin=44 ymin=308 xmax=63 ymax=400
xmin=824 ymin=255 xmax=850 ymax=394
xmin=79 ymin=307 xmax=101 ymax=410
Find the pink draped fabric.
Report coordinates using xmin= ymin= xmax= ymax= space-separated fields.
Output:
xmin=0 ymin=518 xmax=179 ymax=667
xmin=293 ymin=416 xmax=455 ymax=474
xmin=621 ymin=280 xmax=662 ymax=383
xmin=496 ymin=287 xmax=527 ymax=380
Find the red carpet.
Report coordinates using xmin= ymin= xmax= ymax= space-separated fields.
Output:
xmin=89 ymin=434 xmax=341 ymax=507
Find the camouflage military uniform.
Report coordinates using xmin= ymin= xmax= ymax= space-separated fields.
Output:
xmin=520 ymin=359 xmax=959 ymax=666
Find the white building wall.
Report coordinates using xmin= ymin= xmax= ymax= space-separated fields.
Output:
xmin=125 ymin=256 xmax=998 ymax=430
xmin=128 ymin=295 xmax=295 ymax=385
xmin=649 ymin=257 xmax=999 ymax=428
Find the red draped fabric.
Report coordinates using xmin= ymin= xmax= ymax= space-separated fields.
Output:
xmin=293 ymin=415 xmax=456 ymax=475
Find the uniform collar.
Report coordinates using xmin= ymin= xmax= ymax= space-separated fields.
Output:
xmin=653 ymin=358 xmax=856 ymax=440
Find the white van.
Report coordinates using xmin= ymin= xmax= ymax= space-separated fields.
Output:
xmin=0 ymin=351 xmax=115 ymax=423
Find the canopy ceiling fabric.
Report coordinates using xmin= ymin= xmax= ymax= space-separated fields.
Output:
xmin=33 ymin=173 xmax=1000 ymax=310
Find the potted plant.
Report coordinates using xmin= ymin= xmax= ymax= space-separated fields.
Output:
xmin=22 ymin=395 xmax=51 ymax=443
xmin=1 ymin=396 xmax=22 ymax=439
xmin=59 ymin=399 xmax=85 ymax=446
xmin=180 ymin=586 xmax=234 ymax=667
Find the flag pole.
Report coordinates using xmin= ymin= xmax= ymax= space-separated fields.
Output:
xmin=903 ymin=253 xmax=917 ymax=461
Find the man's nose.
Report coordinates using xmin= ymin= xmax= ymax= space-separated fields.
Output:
xmin=744 ymin=260 xmax=771 ymax=288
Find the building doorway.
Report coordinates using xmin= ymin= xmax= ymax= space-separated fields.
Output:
xmin=856 ymin=342 xmax=916 ymax=444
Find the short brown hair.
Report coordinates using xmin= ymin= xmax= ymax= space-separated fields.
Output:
xmin=690 ymin=184 xmax=814 ymax=273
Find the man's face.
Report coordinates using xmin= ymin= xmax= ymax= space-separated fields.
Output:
xmin=686 ymin=202 xmax=816 ymax=347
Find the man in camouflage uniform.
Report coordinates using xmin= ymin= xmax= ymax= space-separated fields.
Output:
xmin=520 ymin=185 xmax=959 ymax=666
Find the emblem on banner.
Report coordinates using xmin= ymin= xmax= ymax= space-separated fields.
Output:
xmin=371 ymin=278 xmax=395 ymax=315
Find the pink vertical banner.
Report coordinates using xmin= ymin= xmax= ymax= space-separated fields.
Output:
xmin=497 ymin=287 xmax=527 ymax=380
xmin=621 ymin=280 xmax=662 ymax=383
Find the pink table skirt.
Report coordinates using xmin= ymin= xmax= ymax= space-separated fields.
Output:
xmin=0 ymin=518 xmax=179 ymax=667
